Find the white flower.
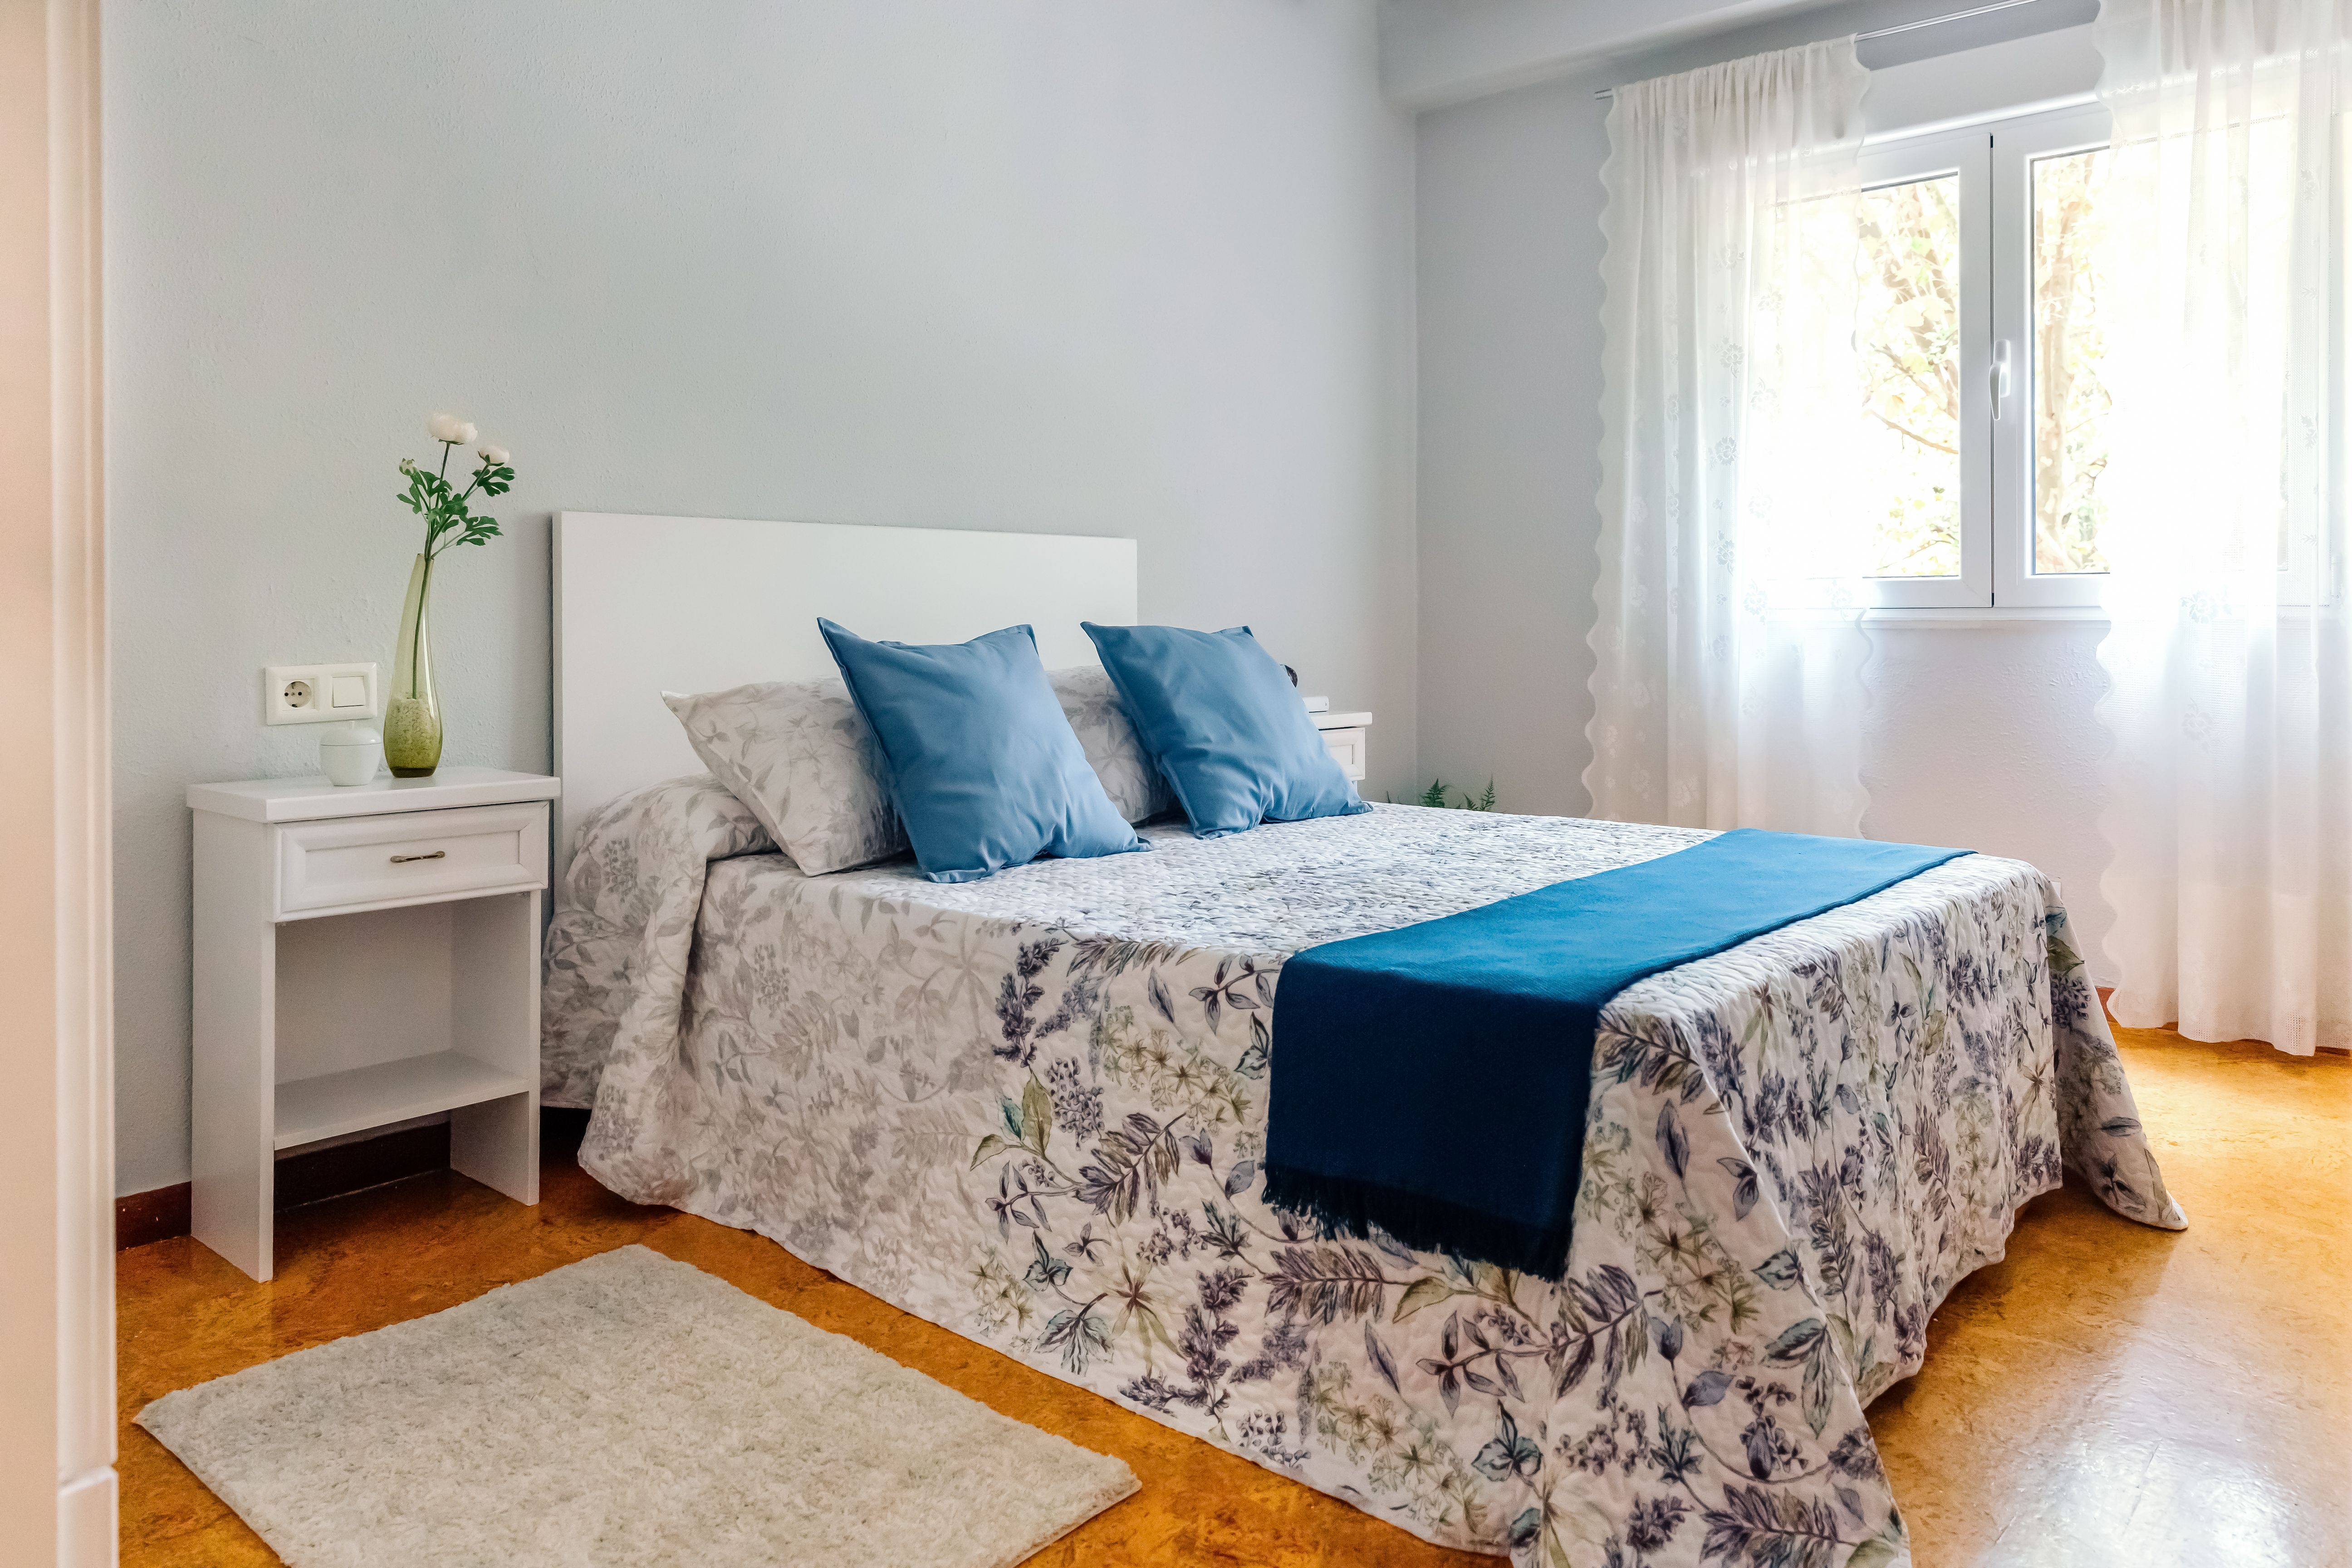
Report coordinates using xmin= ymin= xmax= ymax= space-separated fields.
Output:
xmin=477 ymin=444 xmax=509 ymax=466
xmin=427 ymin=412 xmax=477 ymax=445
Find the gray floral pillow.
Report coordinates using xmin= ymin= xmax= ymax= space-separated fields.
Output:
xmin=662 ymin=679 xmax=906 ymax=875
xmin=669 ymin=666 xmax=1169 ymax=868
xmin=1049 ymin=665 xmax=1175 ymax=824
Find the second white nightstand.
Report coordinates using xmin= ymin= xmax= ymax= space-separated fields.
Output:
xmin=1313 ymin=710 xmax=1372 ymax=782
xmin=187 ymin=766 xmax=559 ymax=1281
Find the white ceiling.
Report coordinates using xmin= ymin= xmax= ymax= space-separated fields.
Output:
xmin=1378 ymin=0 xmax=1846 ymax=107
xmin=1377 ymin=0 xmax=2096 ymax=110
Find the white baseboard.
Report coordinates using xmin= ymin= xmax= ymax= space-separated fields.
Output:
xmin=58 ymin=1468 xmax=117 ymax=1568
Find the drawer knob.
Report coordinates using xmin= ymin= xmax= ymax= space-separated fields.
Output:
xmin=389 ymin=849 xmax=448 ymax=864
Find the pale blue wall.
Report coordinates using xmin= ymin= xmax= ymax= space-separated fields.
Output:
xmin=107 ymin=0 xmax=1418 ymax=1194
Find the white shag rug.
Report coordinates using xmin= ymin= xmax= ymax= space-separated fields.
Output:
xmin=137 ymin=1244 xmax=1137 ymax=1568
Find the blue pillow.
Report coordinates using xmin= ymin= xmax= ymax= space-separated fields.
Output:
xmin=817 ymin=619 xmax=1147 ymax=883
xmin=1081 ymin=622 xmax=1368 ymax=838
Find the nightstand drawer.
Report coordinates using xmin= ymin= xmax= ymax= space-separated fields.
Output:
xmin=276 ymin=802 xmax=548 ymax=917
xmin=1321 ymin=726 xmax=1366 ymax=783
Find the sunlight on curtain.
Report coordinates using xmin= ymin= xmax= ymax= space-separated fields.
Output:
xmin=1586 ymin=40 xmax=1877 ymax=833
xmin=2094 ymin=0 xmax=2352 ymax=1054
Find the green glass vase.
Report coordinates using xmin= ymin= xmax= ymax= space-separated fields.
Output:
xmin=383 ymin=553 xmax=443 ymax=777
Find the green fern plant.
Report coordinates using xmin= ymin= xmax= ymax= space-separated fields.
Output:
xmin=1399 ymin=778 xmax=1497 ymax=811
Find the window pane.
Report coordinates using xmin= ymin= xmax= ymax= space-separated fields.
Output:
xmin=2031 ymin=147 xmax=2113 ymax=574
xmin=1855 ymin=174 xmax=1963 ymax=577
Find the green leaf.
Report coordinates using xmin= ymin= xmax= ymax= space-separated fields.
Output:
xmin=970 ymin=1133 xmax=1013 ymax=1169
xmin=1392 ymin=1275 xmax=1454 ymax=1322
xmin=1846 ymin=1539 xmax=1905 ymax=1568
xmin=1023 ymin=1075 xmax=1054 ymax=1154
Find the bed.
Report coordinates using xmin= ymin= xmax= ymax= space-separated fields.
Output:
xmin=542 ymin=513 xmax=2183 ymax=1568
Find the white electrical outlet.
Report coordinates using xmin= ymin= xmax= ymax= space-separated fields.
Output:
xmin=265 ymin=662 xmax=380 ymax=725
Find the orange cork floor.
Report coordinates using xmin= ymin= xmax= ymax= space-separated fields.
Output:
xmin=118 ymin=1025 xmax=2349 ymax=1567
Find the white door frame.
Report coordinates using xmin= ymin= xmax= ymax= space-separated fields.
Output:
xmin=2 ymin=0 xmax=118 ymax=1559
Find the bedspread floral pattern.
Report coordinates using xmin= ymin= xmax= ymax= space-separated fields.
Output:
xmin=545 ymin=784 xmax=2183 ymax=1568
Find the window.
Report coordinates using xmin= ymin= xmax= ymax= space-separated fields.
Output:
xmin=1855 ymin=172 xmax=1964 ymax=579
xmin=1850 ymin=104 xmax=2112 ymax=610
xmin=2029 ymin=145 xmax=2115 ymax=577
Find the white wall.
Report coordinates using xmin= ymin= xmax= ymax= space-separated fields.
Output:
xmin=1859 ymin=623 xmax=2114 ymax=916
xmin=1413 ymin=10 xmax=2131 ymax=972
xmin=108 ymin=0 xmax=1416 ymax=1196
xmin=1416 ymin=79 xmax=1605 ymax=818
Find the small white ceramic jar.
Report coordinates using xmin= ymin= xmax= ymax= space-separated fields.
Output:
xmin=319 ymin=721 xmax=382 ymax=787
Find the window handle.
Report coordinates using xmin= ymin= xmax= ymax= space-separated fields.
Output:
xmin=1991 ymin=340 xmax=2014 ymax=417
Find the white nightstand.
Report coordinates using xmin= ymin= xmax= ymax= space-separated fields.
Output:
xmin=1313 ymin=710 xmax=1372 ymax=783
xmin=187 ymin=766 xmax=560 ymax=1280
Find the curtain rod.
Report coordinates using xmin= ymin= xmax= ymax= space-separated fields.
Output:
xmin=1592 ymin=0 xmax=2041 ymax=100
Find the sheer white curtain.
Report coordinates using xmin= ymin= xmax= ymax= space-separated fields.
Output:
xmin=2094 ymin=0 xmax=2352 ymax=1054
xmin=1586 ymin=41 xmax=1878 ymax=834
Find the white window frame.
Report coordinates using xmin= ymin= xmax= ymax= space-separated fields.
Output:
xmin=1856 ymin=128 xmax=1994 ymax=609
xmin=1847 ymin=102 xmax=2120 ymax=616
xmin=1990 ymin=102 xmax=2114 ymax=609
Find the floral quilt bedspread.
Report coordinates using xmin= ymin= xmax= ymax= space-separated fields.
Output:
xmin=544 ymin=779 xmax=2184 ymax=1568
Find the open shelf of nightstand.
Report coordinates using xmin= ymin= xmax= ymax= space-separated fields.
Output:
xmin=275 ymin=1052 xmax=533 ymax=1151
xmin=190 ymin=768 xmax=559 ymax=1281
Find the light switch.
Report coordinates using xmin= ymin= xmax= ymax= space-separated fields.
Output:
xmin=265 ymin=662 xmax=378 ymax=725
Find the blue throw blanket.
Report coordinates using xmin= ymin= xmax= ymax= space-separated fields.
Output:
xmin=1260 ymin=828 xmax=1968 ymax=1279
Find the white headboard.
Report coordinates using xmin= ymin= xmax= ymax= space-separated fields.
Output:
xmin=552 ymin=510 xmax=1138 ymax=882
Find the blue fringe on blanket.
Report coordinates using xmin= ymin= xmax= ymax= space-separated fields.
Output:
xmin=1259 ymin=828 xmax=1968 ymax=1280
